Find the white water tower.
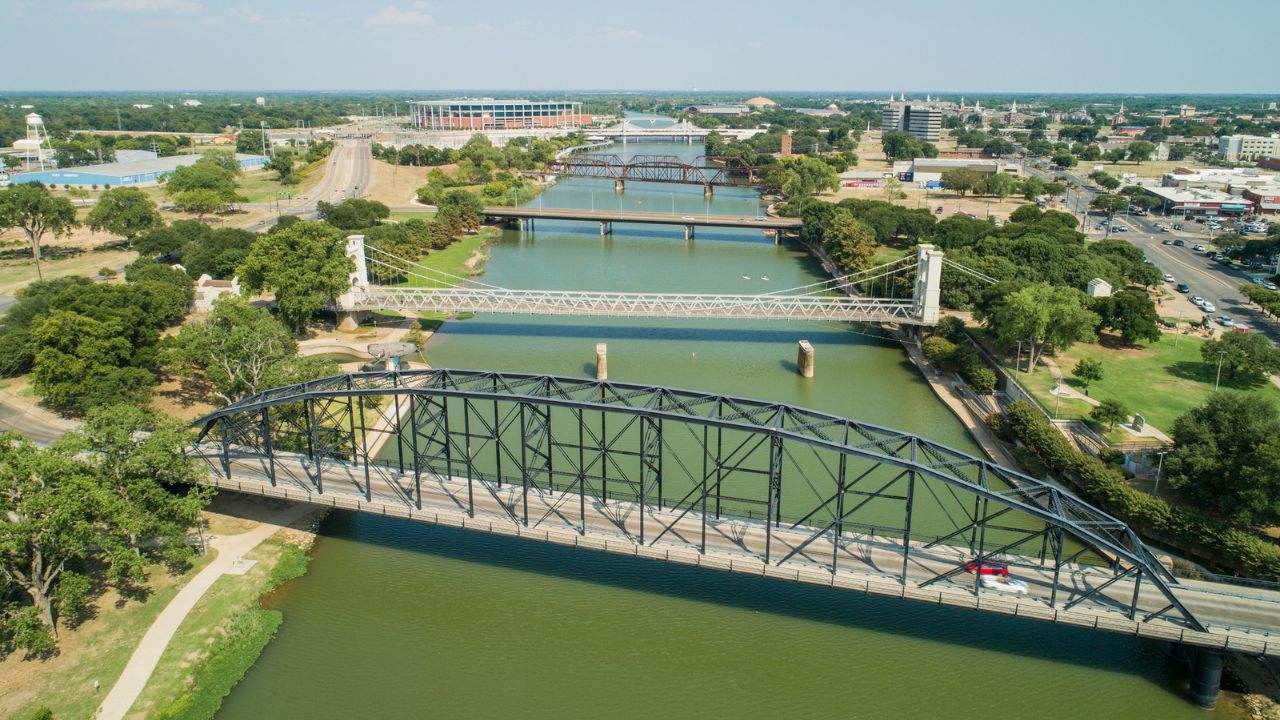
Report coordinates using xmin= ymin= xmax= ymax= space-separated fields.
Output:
xmin=24 ymin=113 xmax=51 ymax=171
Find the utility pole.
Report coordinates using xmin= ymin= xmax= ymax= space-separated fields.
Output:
xmin=1215 ymin=349 xmax=1227 ymax=389
xmin=1152 ymin=451 xmax=1167 ymax=496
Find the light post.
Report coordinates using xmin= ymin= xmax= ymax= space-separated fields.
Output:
xmin=1053 ymin=381 xmax=1062 ymax=418
xmin=1215 ymin=348 xmax=1227 ymax=389
xmin=1016 ymin=340 xmax=1023 ymax=374
xmin=1152 ymin=451 xmax=1167 ymax=497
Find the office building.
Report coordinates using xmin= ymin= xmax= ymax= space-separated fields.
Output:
xmin=881 ymin=104 xmax=941 ymax=142
xmin=1218 ymin=134 xmax=1280 ymax=162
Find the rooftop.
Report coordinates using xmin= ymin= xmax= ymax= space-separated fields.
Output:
xmin=15 ymin=153 xmax=265 ymax=179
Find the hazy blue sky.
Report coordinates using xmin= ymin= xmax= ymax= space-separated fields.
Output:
xmin=7 ymin=0 xmax=1279 ymax=93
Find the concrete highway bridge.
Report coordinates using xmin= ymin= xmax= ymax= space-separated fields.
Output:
xmin=549 ymin=153 xmax=774 ymax=193
xmin=191 ymin=370 xmax=1280 ymax=708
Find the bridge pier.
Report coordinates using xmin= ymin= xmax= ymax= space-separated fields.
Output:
xmin=614 ymin=179 xmax=625 ymax=192
xmin=599 ymin=221 xmax=613 ymax=236
xmin=703 ymin=184 xmax=713 ymax=198
xmin=338 ymin=310 xmax=368 ymax=331
xmin=595 ymin=343 xmax=608 ymax=380
xmin=1172 ymin=644 xmax=1227 ymax=708
xmin=796 ymin=340 xmax=815 ymax=378
xmin=684 ymin=225 xmax=695 ymax=241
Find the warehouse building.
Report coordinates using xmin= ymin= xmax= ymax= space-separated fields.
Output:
xmin=408 ymin=98 xmax=590 ymax=130
xmin=8 ymin=153 xmax=267 ymax=187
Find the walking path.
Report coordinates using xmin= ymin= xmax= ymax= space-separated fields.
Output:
xmin=95 ymin=502 xmax=316 ymax=720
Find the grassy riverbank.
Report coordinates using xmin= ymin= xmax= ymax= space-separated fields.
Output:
xmin=123 ymin=499 xmax=324 ymax=720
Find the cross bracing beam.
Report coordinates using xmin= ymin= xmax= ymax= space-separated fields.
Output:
xmin=193 ymin=369 xmax=1202 ymax=632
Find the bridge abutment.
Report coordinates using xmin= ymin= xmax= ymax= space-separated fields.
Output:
xmin=596 ymin=343 xmax=608 ymax=380
xmin=796 ymin=340 xmax=815 ymax=378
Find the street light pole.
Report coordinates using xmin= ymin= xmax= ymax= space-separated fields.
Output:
xmin=1153 ymin=451 xmax=1167 ymax=497
xmin=1215 ymin=349 xmax=1227 ymax=389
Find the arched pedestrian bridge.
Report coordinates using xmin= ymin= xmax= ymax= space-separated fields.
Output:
xmin=191 ymin=369 xmax=1280 ymax=699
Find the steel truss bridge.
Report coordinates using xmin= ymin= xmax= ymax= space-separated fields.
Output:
xmin=340 ymin=236 xmax=949 ymax=325
xmin=551 ymin=153 xmax=772 ymax=190
xmin=192 ymin=370 xmax=1280 ymax=673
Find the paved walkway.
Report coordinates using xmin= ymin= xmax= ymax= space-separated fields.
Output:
xmin=96 ymin=502 xmax=315 ymax=720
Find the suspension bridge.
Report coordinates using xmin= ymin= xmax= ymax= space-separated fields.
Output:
xmin=336 ymin=234 xmax=996 ymax=326
xmin=191 ymin=370 xmax=1280 ymax=708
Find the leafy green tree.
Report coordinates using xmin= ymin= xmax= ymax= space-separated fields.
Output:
xmin=1050 ymin=152 xmax=1077 ymax=168
xmin=780 ymin=155 xmax=839 ymax=197
xmin=236 ymin=129 xmax=265 ymax=154
xmin=821 ymin=210 xmax=876 ymax=275
xmin=172 ymin=188 xmax=233 ymax=217
xmin=1019 ymin=176 xmax=1046 ymax=200
xmin=264 ymin=149 xmax=297 ymax=184
xmin=132 ymin=219 xmax=210 ymax=257
xmin=1091 ymin=288 xmax=1161 ymax=345
xmin=238 ymin=221 xmax=352 ymax=331
xmin=123 ymin=258 xmax=195 ymax=318
xmin=1044 ymin=181 xmax=1068 ymax=198
xmin=983 ymin=137 xmax=1015 ymax=156
xmin=1166 ymin=393 xmax=1280 ymax=526
xmin=30 ymin=309 xmax=155 ymax=415
xmin=1201 ymin=332 xmax=1278 ymax=381
xmin=921 ymin=336 xmax=957 ymax=364
xmin=0 ymin=184 xmax=79 ymax=281
xmin=181 ymin=228 xmax=256 ymax=279
xmin=317 ymin=198 xmax=390 ymax=231
xmin=1102 ymin=148 xmax=1128 ymax=164
xmin=1071 ymin=358 xmax=1104 ymax=396
xmin=165 ymin=296 xmax=337 ymax=403
xmin=1090 ymin=194 xmax=1129 ymax=218
xmin=982 ymin=173 xmax=1017 ymax=199
xmin=85 ymin=187 xmax=162 ymax=242
xmin=978 ymin=283 xmax=1099 ymax=371
xmin=940 ymin=168 xmax=983 ymax=197
xmin=1091 ymin=398 xmax=1129 ymax=430
xmin=1126 ymin=141 xmax=1156 ymax=163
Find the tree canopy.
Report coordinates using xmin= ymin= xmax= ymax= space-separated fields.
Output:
xmin=238 ymin=221 xmax=352 ymax=331
xmin=0 ymin=184 xmax=79 ymax=281
xmin=85 ymin=186 xmax=162 ymax=241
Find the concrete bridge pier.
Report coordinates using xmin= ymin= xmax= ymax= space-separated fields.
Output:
xmin=614 ymin=179 xmax=625 ymax=192
xmin=684 ymin=225 xmax=695 ymax=241
xmin=796 ymin=340 xmax=815 ymax=378
xmin=338 ymin=310 xmax=369 ymax=331
xmin=1169 ymin=644 xmax=1228 ymax=708
xmin=703 ymin=184 xmax=713 ymax=198
xmin=595 ymin=343 xmax=608 ymax=380
xmin=599 ymin=221 xmax=613 ymax=236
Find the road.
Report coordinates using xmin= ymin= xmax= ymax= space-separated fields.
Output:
xmin=1024 ymin=160 xmax=1279 ymax=342
xmin=246 ymin=139 xmax=372 ymax=232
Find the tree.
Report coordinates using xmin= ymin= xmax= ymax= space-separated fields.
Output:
xmin=1050 ymin=152 xmax=1077 ymax=169
xmin=166 ymin=296 xmax=336 ymax=403
xmin=30 ymin=309 xmax=156 ymax=415
xmin=236 ymin=129 xmax=265 ymax=155
xmin=982 ymin=173 xmax=1017 ymax=199
xmin=978 ymin=283 xmax=1099 ymax=371
xmin=1201 ymin=332 xmax=1278 ymax=381
xmin=181 ymin=227 xmax=256 ymax=279
xmin=1126 ymin=141 xmax=1156 ymax=163
xmin=1096 ymin=174 xmax=1121 ymax=191
xmin=0 ymin=184 xmax=79 ymax=281
xmin=1044 ymin=181 xmax=1068 ymax=199
xmin=85 ymin=187 xmax=162 ymax=242
xmin=1103 ymin=148 xmax=1128 ymax=164
xmin=1091 ymin=398 xmax=1128 ymax=430
xmin=1091 ymin=288 xmax=1161 ymax=344
xmin=173 ymin=188 xmax=233 ymax=217
xmin=983 ymin=137 xmax=1015 ymax=157
xmin=821 ymin=210 xmax=877 ymax=275
xmin=264 ymin=149 xmax=297 ymax=184
xmin=921 ymin=336 xmax=957 ymax=364
xmin=238 ymin=221 xmax=352 ymax=331
xmin=1090 ymin=194 xmax=1129 ymax=218
xmin=1019 ymin=176 xmax=1046 ymax=201
xmin=1071 ymin=358 xmax=1104 ymax=396
xmin=940 ymin=168 xmax=983 ymax=197
xmin=1165 ymin=393 xmax=1280 ymax=526
xmin=317 ymin=198 xmax=391 ymax=231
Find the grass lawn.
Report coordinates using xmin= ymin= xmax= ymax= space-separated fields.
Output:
xmin=124 ymin=537 xmax=297 ymax=719
xmin=389 ymin=210 xmax=436 ymax=222
xmin=403 ymin=228 xmax=497 ymax=286
xmin=1017 ymin=331 xmax=1280 ymax=432
xmin=0 ymin=554 xmax=214 ymax=720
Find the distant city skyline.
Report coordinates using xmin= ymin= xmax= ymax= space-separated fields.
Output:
xmin=7 ymin=0 xmax=1279 ymax=94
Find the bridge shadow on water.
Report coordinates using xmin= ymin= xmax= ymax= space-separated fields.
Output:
xmin=509 ymin=222 xmax=788 ymax=246
xmin=436 ymin=321 xmax=900 ymax=347
xmin=306 ymin=508 xmax=1186 ymax=686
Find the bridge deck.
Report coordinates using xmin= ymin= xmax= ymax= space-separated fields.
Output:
xmin=203 ymin=449 xmax=1280 ymax=657
xmin=483 ymin=206 xmax=802 ymax=230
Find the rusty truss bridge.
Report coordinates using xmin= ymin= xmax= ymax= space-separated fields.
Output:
xmin=551 ymin=153 xmax=773 ymax=192
xmin=338 ymin=235 xmax=955 ymax=325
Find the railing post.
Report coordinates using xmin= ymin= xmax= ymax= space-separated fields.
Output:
xmin=357 ymin=393 xmax=371 ymax=501
xmin=901 ymin=439 xmax=917 ymax=585
xmin=307 ymin=398 xmax=322 ymax=493
xmin=463 ymin=397 xmax=474 ymax=518
xmin=577 ymin=407 xmax=586 ymax=534
xmin=765 ymin=434 xmax=783 ymax=564
xmin=408 ymin=394 xmax=421 ymax=509
xmin=393 ymin=373 xmax=405 ymax=475
xmin=219 ymin=417 xmax=232 ymax=480
xmin=519 ymin=402 xmax=530 ymax=526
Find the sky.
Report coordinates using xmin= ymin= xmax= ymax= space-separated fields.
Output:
xmin=6 ymin=0 xmax=1280 ymax=94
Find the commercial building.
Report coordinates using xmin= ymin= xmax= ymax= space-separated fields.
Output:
xmin=1218 ymin=134 xmax=1280 ymax=161
xmin=891 ymin=158 xmax=1020 ymax=183
xmin=1240 ymin=187 xmax=1280 ymax=214
xmin=684 ymin=105 xmax=749 ymax=117
xmin=408 ymin=98 xmax=590 ymax=131
xmin=881 ymin=104 xmax=941 ymax=142
xmin=1138 ymin=186 xmax=1254 ymax=217
xmin=9 ymin=153 xmax=267 ymax=187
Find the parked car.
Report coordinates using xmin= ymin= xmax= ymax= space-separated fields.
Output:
xmin=1263 ymin=281 xmax=1278 ymax=291
xmin=1234 ymin=323 xmax=1250 ymax=333
xmin=1115 ymin=225 xmax=1129 ymax=232
xmin=1190 ymin=295 xmax=1205 ymax=306
xmin=1218 ymin=315 xmax=1234 ymax=327
xmin=935 ymin=206 xmax=944 ymax=214
xmin=1192 ymin=244 xmax=1205 ymax=252
xmin=1201 ymin=301 xmax=1216 ymax=313
xmin=1176 ymin=283 xmax=1190 ymax=293
xmin=1162 ymin=273 xmax=1175 ymax=282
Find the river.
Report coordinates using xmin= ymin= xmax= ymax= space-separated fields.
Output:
xmin=216 ymin=137 xmax=1230 ymax=718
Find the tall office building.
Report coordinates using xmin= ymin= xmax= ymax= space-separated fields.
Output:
xmin=881 ymin=104 xmax=941 ymax=142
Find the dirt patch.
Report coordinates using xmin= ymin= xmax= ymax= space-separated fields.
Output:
xmin=365 ymin=159 xmax=439 ymax=207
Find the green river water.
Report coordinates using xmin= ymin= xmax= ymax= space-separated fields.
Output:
xmin=216 ymin=139 xmax=1229 ymax=719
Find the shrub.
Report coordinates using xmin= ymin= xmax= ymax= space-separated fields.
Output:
xmin=156 ymin=609 xmax=282 ymax=720
xmin=964 ymin=366 xmax=997 ymax=394
xmin=28 ymin=707 xmax=54 ymax=720
xmin=1001 ymin=400 xmax=1280 ymax=581
xmin=98 ymin=267 xmax=117 ymax=277
xmin=935 ymin=315 xmax=968 ymax=342
xmin=921 ymin=336 xmax=957 ymax=364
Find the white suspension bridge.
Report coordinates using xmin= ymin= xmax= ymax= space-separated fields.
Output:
xmin=335 ymin=233 xmax=995 ymax=326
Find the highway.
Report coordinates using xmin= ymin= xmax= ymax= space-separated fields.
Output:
xmin=246 ymin=139 xmax=372 ymax=232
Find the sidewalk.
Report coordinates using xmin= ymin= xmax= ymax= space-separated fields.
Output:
xmin=95 ymin=501 xmax=316 ymax=720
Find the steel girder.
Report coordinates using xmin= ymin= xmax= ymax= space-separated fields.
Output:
xmin=192 ymin=369 xmax=1202 ymax=631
